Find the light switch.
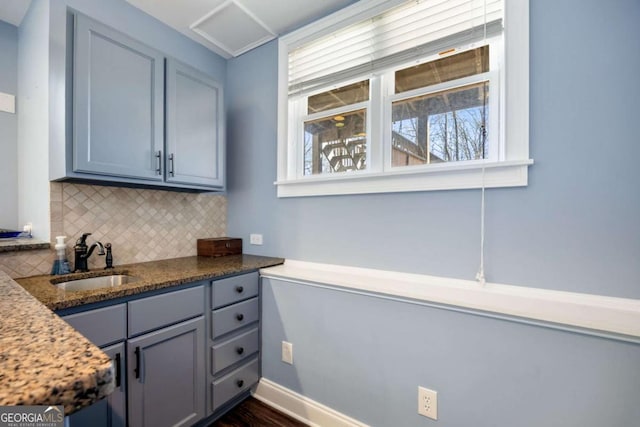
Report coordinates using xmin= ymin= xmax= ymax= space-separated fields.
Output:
xmin=0 ymin=92 xmax=15 ymax=114
xmin=249 ymin=234 xmax=263 ymax=245
xmin=281 ymin=341 xmax=293 ymax=364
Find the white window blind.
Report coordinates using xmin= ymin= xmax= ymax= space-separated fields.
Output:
xmin=288 ymin=0 xmax=503 ymax=96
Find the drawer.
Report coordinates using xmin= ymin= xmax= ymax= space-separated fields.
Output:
xmin=211 ymin=272 xmax=259 ymax=309
xmin=128 ymin=285 xmax=205 ymax=337
xmin=211 ymin=357 xmax=259 ymax=412
xmin=62 ymin=303 xmax=126 ymax=347
xmin=211 ymin=297 xmax=259 ymax=339
xmin=211 ymin=328 xmax=259 ymax=375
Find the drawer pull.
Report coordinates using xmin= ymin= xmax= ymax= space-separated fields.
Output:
xmin=235 ymin=285 xmax=244 ymax=293
xmin=134 ymin=346 xmax=141 ymax=379
xmin=236 ymin=313 xmax=244 ymax=321
xmin=236 ymin=379 xmax=244 ymax=388
xmin=155 ymin=151 xmax=162 ymax=175
xmin=169 ymin=153 xmax=175 ymax=177
xmin=236 ymin=346 xmax=244 ymax=355
xmin=114 ymin=352 xmax=122 ymax=388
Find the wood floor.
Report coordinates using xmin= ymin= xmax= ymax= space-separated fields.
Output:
xmin=210 ymin=397 xmax=308 ymax=427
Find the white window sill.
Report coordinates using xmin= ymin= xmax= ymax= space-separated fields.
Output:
xmin=275 ymin=159 xmax=534 ymax=197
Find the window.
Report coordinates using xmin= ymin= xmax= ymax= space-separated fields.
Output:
xmin=277 ymin=0 xmax=531 ymax=197
xmin=390 ymin=45 xmax=493 ymax=167
xmin=304 ymin=80 xmax=369 ymax=175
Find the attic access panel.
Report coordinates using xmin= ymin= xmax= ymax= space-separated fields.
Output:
xmin=191 ymin=0 xmax=275 ymax=57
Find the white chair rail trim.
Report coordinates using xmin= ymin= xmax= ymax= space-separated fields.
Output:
xmin=260 ymin=260 xmax=640 ymax=341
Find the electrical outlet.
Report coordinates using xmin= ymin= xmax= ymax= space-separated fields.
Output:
xmin=249 ymin=234 xmax=263 ymax=245
xmin=418 ymin=386 xmax=438 ymax=420
xmin=281 ymin=341 xmax=293 ymax=364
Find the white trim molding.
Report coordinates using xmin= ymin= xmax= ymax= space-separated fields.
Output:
xmin=261 ymin=260 xmax=640 ymax=341
xmin=253 ymin=378 xmax=370 ymax=427
xmin=275 ymin=159 xmax=533 ymax=197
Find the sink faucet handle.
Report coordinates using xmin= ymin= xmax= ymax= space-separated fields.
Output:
xmin=105 ymin=243 xmax=113 ymax=269
xmin=77 ymin=233 xmax=92 ymax=246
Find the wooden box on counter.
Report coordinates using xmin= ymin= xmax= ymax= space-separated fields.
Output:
xmin=197 ymin=237 xmax=243 ymax=257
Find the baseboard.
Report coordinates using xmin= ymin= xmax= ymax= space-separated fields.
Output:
xmin=252 ymin=378 xmax=369 ymax=427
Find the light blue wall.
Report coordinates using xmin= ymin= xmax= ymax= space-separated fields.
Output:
xmin=17 ymin=1 xmax=51 ymax=240
xmin=262 ymin=277 xmax=640 ymax=427
xmin=0 ymin=20 xmax=18 ymax=229
xmin=227 ymin=0 xmax=640 ymax=425
xmin=227 ymin=0 xmax=640 ymax=300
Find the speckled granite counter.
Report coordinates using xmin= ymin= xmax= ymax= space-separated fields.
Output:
xmin=0 ymin=271 xmax=114 ymax=415
xmin=0 ymin=238 xmax=50 ymax=252
xmin=16 ymin=254 xmax=284 ymax=311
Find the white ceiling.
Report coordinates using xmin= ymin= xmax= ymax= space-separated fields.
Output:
xmin=125 ymin=0 xmax=357 ymax=58
xmin=0 ymin=0 xmax=31 ymax=26
xmin=0 ymin=0 xmax=356 ymax=58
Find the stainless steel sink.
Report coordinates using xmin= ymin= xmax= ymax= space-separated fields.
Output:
xmin=54 ymin=274 xmax=139 ymax=292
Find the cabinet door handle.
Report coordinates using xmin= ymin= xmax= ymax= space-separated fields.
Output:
xmin=134 ymin=346 xmax=141 ymax=379
xmin=235 ymin=285 xmax=244 ymax=293
xmin=236 ymin=346 xmax=244 ymax=355
xmin=169 ymin=153 xmax=175 ymax=177
xmin=155 ymin=151 xmax=162 ymax=175
xmin=236 ymin=313 xmax=244 ymax=321
xmin=114 ymin=352 xmax=122 ymax=388
xmin=236 ymin=379 xmax=244 ymax=388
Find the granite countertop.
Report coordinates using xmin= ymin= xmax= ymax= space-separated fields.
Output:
xmin=0 ymin=238 xmax=50 ymax=252
xmin=2 ymin=254 xmax=283 ymax=415
xmin=0 ymin=271 xmax=114 ymax=414
xmin=16 ymin=254 xmax=284 ymax=311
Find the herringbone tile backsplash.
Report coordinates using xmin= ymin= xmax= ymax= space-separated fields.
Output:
xmin=0 ymin=182 xmax=227 ymax=278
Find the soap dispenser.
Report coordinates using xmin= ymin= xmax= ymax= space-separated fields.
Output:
xmin=51 ymin=236 xmax=71 ymax=275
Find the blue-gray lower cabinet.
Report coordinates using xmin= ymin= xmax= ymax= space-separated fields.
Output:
xmin=127 ymin=316 xmax=205 ymax=427
xmin=208 ymin=272 xmax=261 ymax=415
xmin=65 ymin=342 xmax=127 ymax=427
xmin=62 ymin=304 xmax=127 ymax=427
xmin=59 ymin=274 xmax=263 ymax=426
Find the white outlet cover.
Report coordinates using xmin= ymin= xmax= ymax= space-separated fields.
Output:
xmin=418 ymin=386 xmax=438 ymax=420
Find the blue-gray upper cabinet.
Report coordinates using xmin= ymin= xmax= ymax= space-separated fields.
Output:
xmin=165 ymin=59 xmax=224 ymax=188
xmin=73 ymin=13 xmax=164 ymax=181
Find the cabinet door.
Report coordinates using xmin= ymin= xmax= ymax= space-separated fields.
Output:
xmin=66 ymin=342 xmax=127 ymax=427
xmin=127 ymin=317 xmax=205 ymax=427
xmin=165 ymin=59 xmax=224 ymax=188
xmin=73 ymin=13 xmax=164 ymax=181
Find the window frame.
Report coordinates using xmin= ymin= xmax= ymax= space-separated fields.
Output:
xmin=276 ymin=0 xmax=531 ymax=197
xmin=383 ymin=38 xmax=501 ymax=171
xmin=297 ymin=76 xmax=373 ymax=177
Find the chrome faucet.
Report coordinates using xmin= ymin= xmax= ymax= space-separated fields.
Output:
xmin=74 ymin=233 xmax=106 ymax=272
